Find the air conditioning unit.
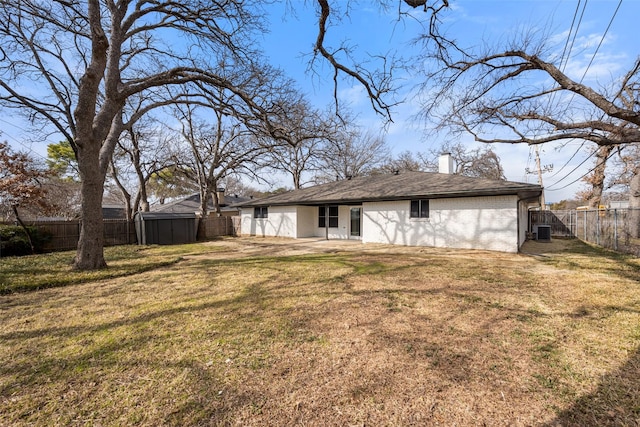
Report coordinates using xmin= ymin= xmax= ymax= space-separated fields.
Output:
xmin=536 ymin=225 xmax=551 ymax=241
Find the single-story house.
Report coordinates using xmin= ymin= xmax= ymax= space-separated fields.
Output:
xmin=153 ymin=189 xmax=249 ymax=217
xmin=237 ymin=155 xmax=542 ymax=253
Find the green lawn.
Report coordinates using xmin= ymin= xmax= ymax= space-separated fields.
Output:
xmin=1 ymin=237 xmax=639 ymax=426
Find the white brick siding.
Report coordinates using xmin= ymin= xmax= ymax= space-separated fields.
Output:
xmin=240 ymin=205 xmax=298 ymax=238
xmin=241 ymin=195 xmax=524 ymax=252
xmin=362 ymin=195 xmax=519 ymax=252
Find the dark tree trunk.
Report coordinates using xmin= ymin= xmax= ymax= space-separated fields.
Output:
xmin=587 ymin=145 xmax=613 ymax=208
xmin=71 ymin=0 xmax=110 ymax=270
xmin=73 ymin=145 xmax=107 ymax=270
xmin=196 ymin=188 xmax=211 ymax=241
xmin=12 ymin=205 xmax=35 ymax=254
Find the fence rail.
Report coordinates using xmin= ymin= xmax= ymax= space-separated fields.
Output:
xmin=530 ymin=208 xmax=640 ymax=256
xmin=1 ymin=215 xmax=241 ymax=254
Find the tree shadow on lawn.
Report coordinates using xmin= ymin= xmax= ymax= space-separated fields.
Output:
xmin=545 ymin=345 xmax=640 ymax=426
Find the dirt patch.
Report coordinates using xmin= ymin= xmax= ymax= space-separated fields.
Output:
xmin=520 ymin=237 xmax=578 ymax=256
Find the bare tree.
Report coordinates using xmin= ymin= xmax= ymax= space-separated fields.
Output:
xmin=266 ymin=102 xmax=336 ymax=189
xmin=601 ymin=143 xmax=640 ymax=236
xmin=316 ymin=128 xmax=390 ymax=182
xmin=176 ymin=101 xmax=272 ymax=239
xmin=421 ymin=28 xmax=639 ymax=217
xmin=110 ymin=114 xmax=179 ymax=219
xmin=311 ymin=0 xmax=451 ymax=119
xmin=372 ymin=151 xmax=425 ymax=174
xmin=575 ymin=145 xmax=616 ymax=208
xmin=418 ymin=142 xmax=506 ymax=180
xmin=0 ymin=1 xmax=281 ymax=269
xmin=423 ymin=36 xmax=640 ymax=147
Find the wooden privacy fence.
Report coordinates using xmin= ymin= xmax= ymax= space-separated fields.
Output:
xmin=201 ymin=215 xmax=241 ymax=239
xmin=25 ymin=219 xmax=137 ymax=252
xmin=529 ymin=210 xmax=574 ymax=237
xmin=16 ymin=215 xmax=241 ymax=252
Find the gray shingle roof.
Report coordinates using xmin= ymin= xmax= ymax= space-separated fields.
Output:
xmin=237 ymin=171 xmax=542 ymax=207
xmin=153 ymin=193 xmax=250 ymax=214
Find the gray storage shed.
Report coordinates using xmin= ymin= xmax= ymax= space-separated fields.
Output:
xmin=134 ymin=212 xmax=197 ymax=245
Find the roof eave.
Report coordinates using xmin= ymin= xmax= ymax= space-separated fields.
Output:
xmin=238 ymin=187 xmax=543 ymax=207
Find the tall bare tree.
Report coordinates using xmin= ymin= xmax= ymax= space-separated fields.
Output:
xmin=421 ymin=27 xmax=639 ymax=217
xmin=110 ymin=113 xmax=179 ymax=219
xmin=0 ymin=1 xmax=278 ymax=269
xmin=266 ymin=102 xmax=335 ymax=189
xmin=419 ymin=142 xmax=506 ymax=180
xmin=316 ymin=128 xmax=390 ymax=182
xmin=176 ymin=102 xmax=273 ymax=239
xmin=423 ymin=37 xmax=640 ymax=147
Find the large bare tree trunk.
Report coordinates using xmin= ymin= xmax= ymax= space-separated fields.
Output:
xmin=196 ymin=187 xmax=211 ymax=241
xmin=587 ymin=145 xmax=613 ymax=208
xmin=71 ymin=0 xmax=110 ymax=270
xmin=74 ymin=144 xmax=107 ymax=269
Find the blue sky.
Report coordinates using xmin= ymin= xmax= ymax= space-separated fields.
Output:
xmin=2 ymin=1 xmax=635 ymax=203
xmin=260 ymin=0 xmax=637 ymax=202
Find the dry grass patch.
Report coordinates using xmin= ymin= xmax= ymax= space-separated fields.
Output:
xmin=1 ymin=237 xmax=639 ymax=426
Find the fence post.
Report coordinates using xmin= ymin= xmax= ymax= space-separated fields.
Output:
xmin=596 ymin=210 xmax=600 ymax=246
xmin=614 ymin=209 xmax=618 ymax=251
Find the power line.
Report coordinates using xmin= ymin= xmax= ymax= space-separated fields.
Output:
xmin=578 ymin=0 xmax=623 ymax=84
xmin=546 ymin=147 xmax=617 ymax=192
xmin=546 ymin=140 xmax=586 ymax=180
xmin=544 ymin=1 xmax=624 ymax=193
xmin=559 ymin=0 xmax=586 ymax=73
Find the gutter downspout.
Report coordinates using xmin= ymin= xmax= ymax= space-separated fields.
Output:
xmin=517 ymin=193 xmax=543 ymax=251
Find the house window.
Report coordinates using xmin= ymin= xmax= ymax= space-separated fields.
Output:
xmin=410 ymin=199 xmax=429 ymax=218
xmin=254 ymin=206 xmax=268 ymax=219
xmin=318 ymin=205 xmax=339 ymax=228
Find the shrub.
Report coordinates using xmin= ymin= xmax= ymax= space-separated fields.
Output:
xmin=0 ymin=225 xmax=51 ymax=257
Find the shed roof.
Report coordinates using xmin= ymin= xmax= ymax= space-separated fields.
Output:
xmin=236 ymin=171 xmax=542 ymax=207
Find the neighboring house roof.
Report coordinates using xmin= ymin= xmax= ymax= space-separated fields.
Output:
xmin=152 ymin=193 xmax=250 ymax=214
xmin=237 ymin=171 xmax=542 ymax=207
xmin=103 ymin=205 xmax=127 ymax=219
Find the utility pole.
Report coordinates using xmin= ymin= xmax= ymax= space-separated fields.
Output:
xmin=525 ymin=146 xmax=553 ymax=210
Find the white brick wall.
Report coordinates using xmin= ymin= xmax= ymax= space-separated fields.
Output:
xmin=242 ymin=195 xmax=523 ymax=252
xmin=362 ymin=195 xmax=519 ymax=252
xmin=296 ymin=206 xmax=316 ymax=237
xmin=240 ymin=206 xmax=298 ymax=238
